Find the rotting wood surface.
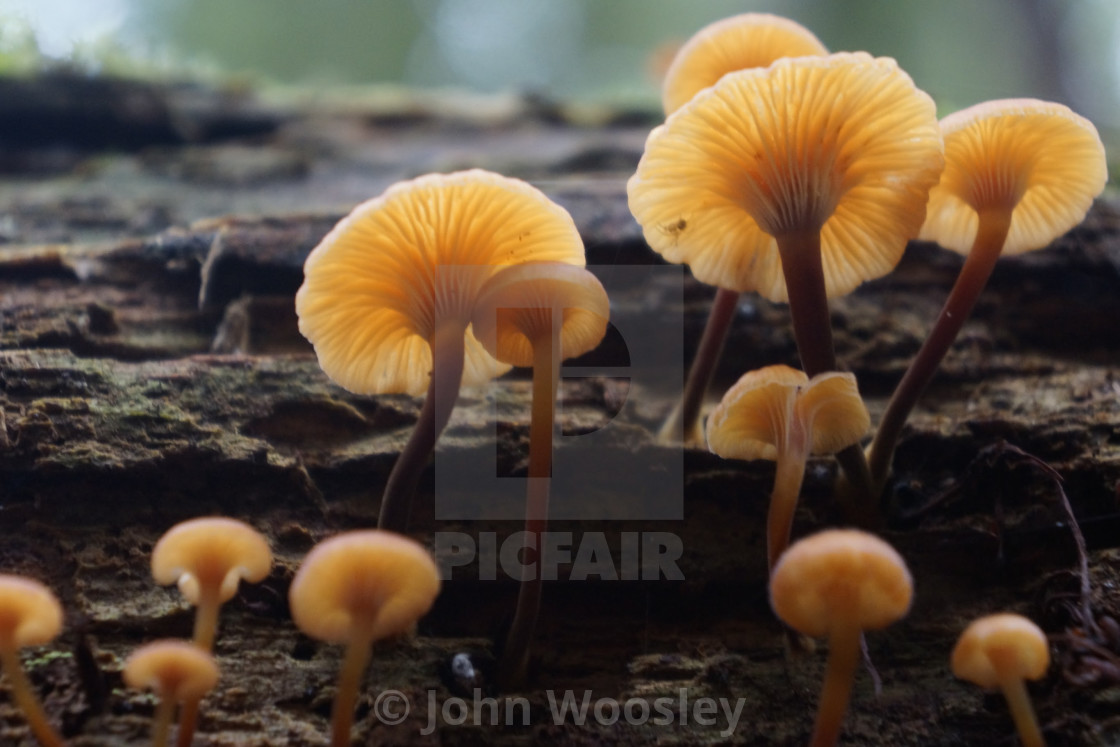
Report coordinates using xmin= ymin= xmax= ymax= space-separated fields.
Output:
xmin=0 ymin=74 xmax=1119 ymax=745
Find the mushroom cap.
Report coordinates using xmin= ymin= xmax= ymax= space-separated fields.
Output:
xmin=151 ymin=518 xmax=273 ymax=605
xmin=0 ymin=575 xmax=62 ymax=649
xmin=706 ymin=365 xmax=869 ymax=461
xmin=470 ymin=262 xmax=610 ymax=367
xmin=770 ymin=529 xmax=912 ymax=638
xmin=123 ymin=640 xmax=220 ymax=703
xmin=919 ymin=98 xmax=1107 ymax=256
xmin=628 ymin=51 xmax=944 ymax=303
xmin=661 ymin=13 xmax=828 ymax=115
xmin=288 ymin=530 xmax=441 ymax=645
xmin=951 ymin=613 xmax=1050 ymax=688
xmin=296 ymin=170 xmax=587 ymax=396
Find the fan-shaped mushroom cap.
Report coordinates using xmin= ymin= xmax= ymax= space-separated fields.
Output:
xmin=919 ymin=98 xmax=1107 ymax=256
xmin=629 ymin=51 xmax=944 ymax=303
xmin=951 ymin=613 xmax=1050 ymax=688
xmin=470 ymin=262 xmax=610 ymax=367
xmin=289 ymin=530 xmax=440 ymax=645
xmin=0 ymin=575 xmax=62 ymax=649
xmin=151 ymin=518 xmax=272 ymax=604
xmin=706 ymin=365 xmax=869 ymax=461
xmin=123 ymin=640 xmax=219 ymax=703
xmin=661 ymin=13 xmax=828 ymax=115
xmin=296 ymin=170 xmax=587 ymax=396
xmin=770 ymin=529 xmax=912 ymax=638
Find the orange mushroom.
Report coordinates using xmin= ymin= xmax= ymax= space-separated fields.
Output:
xmin=123 ymin=640 xmax=219 ymax=747
xmin=706 ymin=365 xmax=869 ymax=572
xmin=770 ymin=529 xmax=912 ymax=747
xmin=651 ymin=13 xmax=828 ymax=446
xmin=289 ymin=530 xmax=440 ymax=747
xmin=295 ymin=169 xmax=587 ymax=531
xmin=865 ymin=99 xmax=1108 ymax=493
xmin=952 ymin=613 xmax=1050 ymax=747
xmin=0 ymin=574 xmax=63 ymax=747
xmin=629 ymin=52 xmax=943 ymax=504
xmin=470 ymin=261 xmax=610 ymax=687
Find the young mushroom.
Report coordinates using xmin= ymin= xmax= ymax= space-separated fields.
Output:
xmin=951 ymin=613 xmax=1051 ymax=747
xmin=295 ymin=169 xmax=587 ymax=532
xmin=629 ymin=52 xmax=943 ymax=505
xmin=151 ymin=516 xmax=272 ymax=746
xmin=289 ymin=530 xmax=440 ymax=747
xmin=706 ymin=365 xmax=870 ymax=573
xmin=470 ymin=261 xmax=610 ymax=688
xmin=651 ymin=13 xmax=828 ymax=446
xmin=864 ymin=99 xmax=1108 ymax=493
xmin=123 ymin=640 xmax=219 ymax=747
xmin=770 ymin=529 xmax=913 ymax=747
xmin=0 ymin=574 xmax=64 ymax=747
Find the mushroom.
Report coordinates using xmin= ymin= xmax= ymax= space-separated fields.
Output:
xmin=151 ymin=517 xmax=271 ymax=747
xmin=289 ymin=530 xmax=441 ymax=747
xmin=706 ymin=365 xmax=870 ymax=572
xmin=295 ymin=169 xmax=587 ymax=531
xmin=865 ymin=99 xmax=1108 ymax=493
xmin=123 ymin=640 xmax=219 ymax=747
xmin=0 ymin=574 xmax=63 ymax=747
xmin=770 ymin=529 xmax=912 ymax=746
xmin=628 ymin=52 xmax=943 ymax=504
xmin=951 ymin=613 xmax=1050 ymax=747
xmin=653 ymin=13 xmax=828 ymax=446
xmin=470 ymin=261 xmax=610 ymax=687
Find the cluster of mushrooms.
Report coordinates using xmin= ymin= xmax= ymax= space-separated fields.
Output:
xmin=0 ymin=11 xmax=1110 ymax=747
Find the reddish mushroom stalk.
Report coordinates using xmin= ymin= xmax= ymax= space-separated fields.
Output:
xmin=812 ymin=616 xmax=863 ymax=747
xmin=0 ymin=647 xmax=62 ymax=747
xmin=332 ymin=628 xmax=375 ymax=747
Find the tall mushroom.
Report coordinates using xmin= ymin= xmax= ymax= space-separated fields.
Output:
xmin=706 ymin=365 xmax=869 ymax=572
xmin=652 ymin=12 xmax=828 ymax=446
xmin=470 ymin=261 xmax=610 ymax=687
xmin=296 ymin=169 xmax=587 ymax=532
xmin=0 ymin=575 xmax=63 ymax=747
xmin=770 ymin=529 xmax=913 ymax=746
xmin=628 ymin=52 xmax=944 ymax=505
xmin=289 ymin=530 xmax=440 ymax=747
xmin=864 ymin=99 xmax=1108 ymax=493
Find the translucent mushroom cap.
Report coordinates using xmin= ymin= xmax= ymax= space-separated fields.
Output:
xmin=706 ymin=365 xmax=869 ymax=461
xmin=629 ymin=51 xmax=945 ymax=303
xmin=919 ymin=98 xmax=1108 ymax=256
xmin=661 ymin=12 xmax=828 ymax=115
xmin=123 ymin=640 xmax=220 ymax=703
xmin=470 ymin=262 xmax=610 ymax=367
xmin=296 ymin=170 xmax=587 ymax=396
xmin=0 ymin=575 xmax=62 ymax=649
xmin=288 ymin=530 xmax=441 ymax=646
xmin=151 ymin=518 xmax=273 ymax=605
xmin=770 ymin=529 xmax=913 ymax=638
xmin=951 ymin=613 xmax=1050 ymax=689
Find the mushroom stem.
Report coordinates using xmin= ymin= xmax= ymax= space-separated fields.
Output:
xmin=0 ymin=647 xmax=62 ymax=747
xmin=192 ymin=585 xmax=221 ymax=652
xmin=658 ymin=287 xmax=739 ymax=445
xmin=866 ymin=207 xmax=1013 ymax=492
xmin=174 ymin=698 xmax=200 ymax=747
xmin=378 ymin=320 xmax=468 ymax=532
xmin=768 ymin=438 xmax=808 ymax=573
xmin=999 ymin=676 xmax=1046 ymax=747
xmin=332 ymin=632 xmax=375 ymax=747
xmin=152 ymin=696 xmax=176 ymax=747
xmin=811 ymin=618 xmax=863 ymax=747
xmin=500 ymin=319 xmax=562 ymax=689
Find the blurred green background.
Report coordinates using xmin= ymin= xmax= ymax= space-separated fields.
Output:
xmin=1 ymin=0 xmax=1117 ymax=144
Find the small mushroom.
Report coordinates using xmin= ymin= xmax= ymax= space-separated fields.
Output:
xmin=123 ymin=640 xmax=219 ymax=747
xmin=652 ymin=13 xmax=827 ymax=446
xmin=289 ymin=530 xmax=441 ymax=747
xmin=706 ymin=365 xmax=869 ymax=572
xmin=0 ymin=574 xmax=63 ymax=747
xmin=951 ymin=613 xmax=1051 ymax=747
xmin=770 ymin=529 xmax=912 ymax=746
xmin=629 ymin=52 xmax=943 ymax=503
xmin=295 ymin=170 xmax=586 ymax=531
xmin=470 ymin=261 xmax=610 ymax=687
xmin=865 ymin=99 xmax=1107 ymax=493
